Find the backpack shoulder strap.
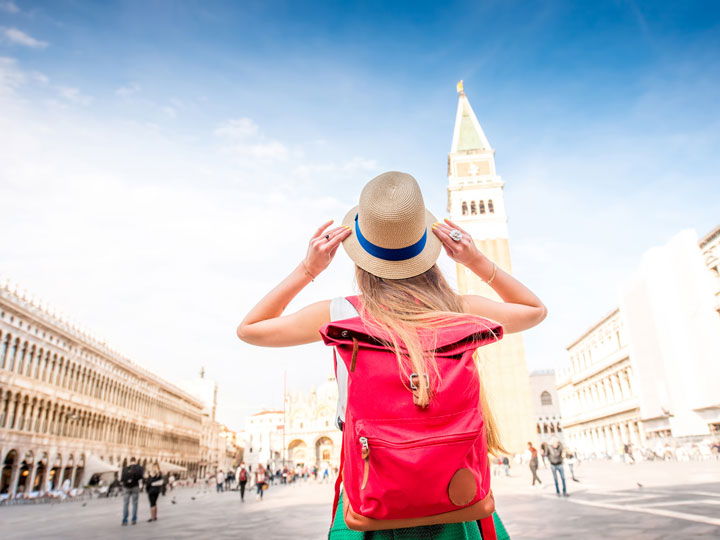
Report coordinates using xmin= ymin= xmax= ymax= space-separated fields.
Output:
xmin=344 ymin=295 xmax=362 ymax=313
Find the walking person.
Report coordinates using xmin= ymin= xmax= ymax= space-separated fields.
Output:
xmin=565 ymin=449 xmax=579 ymax=482
xmin=216 ymin=470 xmax=224 ymax=493
xmin=501 ymin=456 xmax=510 ymax=477
xmin=237 ymin=463 xmax=248 ymax=502
xmin=540 ymin=441 xmax=549 ymax=469
xmin=236 ymin=171 xmax=547 ymax=539
xmin=255 ymin=464 xmax=267 ymax=501
xmin=120 ymin=457 xmax=144 ymax=526
xmin=528 ymin=442 xmax=542 ymax=486
xmin=547 ymin=438 xmax=568 ymax=497
xmin=146 ymin=463 xmax=163 ymax=522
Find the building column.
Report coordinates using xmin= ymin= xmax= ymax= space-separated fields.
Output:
xmin=611 ymin=424 xmax=622 ymax=454
xmin=28 ymin=461 xmax=39 ymax=494
xmin=8 ymin=459 xmax=21 ymax=497
xmin=70 ymin=464 xmax=77 ymax=489
xmin=618 ymin=370 xmax=630 ymax=398
xmin=628 ymin=422 xmax=639 ymax=446
xmin=29 ymin=401 xmax=41 ymax=433
xmin=601 ymin=379 xmax=611 ymax=404
xmin=56 ymin=464 xmax=65 ymax=490
xmin=637 ymin=421 xmax=647 ymax=446
xmin=602 ymin=426 xmax=612 ymax=454
xmin=6 ymin=394 xmax=18 ymax=430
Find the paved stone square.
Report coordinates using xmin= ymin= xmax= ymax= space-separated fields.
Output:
xmin=1 ymin=460 xmax=719 ymax=539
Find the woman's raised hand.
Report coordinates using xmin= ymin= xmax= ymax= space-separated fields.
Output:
xmin=304 ymin=220 xmax=352 ymax=277
xmin=432 ymin=218 xmax=483 ymax=268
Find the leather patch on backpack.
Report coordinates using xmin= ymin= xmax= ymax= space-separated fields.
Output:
xmin=448 ymin=468 xmax=476 ymax=506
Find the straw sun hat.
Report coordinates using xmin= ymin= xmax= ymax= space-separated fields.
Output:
xmin=341 ymin=171 xmax=442 ymax=280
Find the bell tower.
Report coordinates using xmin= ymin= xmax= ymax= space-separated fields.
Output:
xmin=447 ymin=82 xmax=536 ymax=454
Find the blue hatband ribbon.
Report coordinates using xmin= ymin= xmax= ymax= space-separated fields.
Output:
xmin=354 ymin=214 xmax=427 ymax=261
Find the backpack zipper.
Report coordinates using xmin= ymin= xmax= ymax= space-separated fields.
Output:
xmin=359 ymin=436 xmax=370 ymax=490
xmin=361 ymin=430 xmax=479 ymax=450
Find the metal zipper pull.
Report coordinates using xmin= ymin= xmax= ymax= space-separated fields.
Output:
xmin=359 ymin=436 xmax=370 ymax=490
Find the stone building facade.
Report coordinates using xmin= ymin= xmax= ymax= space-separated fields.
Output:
xmin=556 ymin=309 xmax=639 ymax=457
xmin=557 ymin=226 xmax=720 ymax=457
xmin=528 ymin=370 xmax=564 ymax=444
xmin=0 ymin=281 xmax=204 ymax=496
xmin=242 ymin=377 xmax=340 ymax=472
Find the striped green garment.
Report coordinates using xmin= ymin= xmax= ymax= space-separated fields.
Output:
xmin=329 ymin=493 xmax=510 ymax=540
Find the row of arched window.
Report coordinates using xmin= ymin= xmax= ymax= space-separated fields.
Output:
xmin=461 ymin=199 xmax=494 ymax=216
xmin=537 ymin=421 xmax=562 ymax=434
xmin=0 ymin=328 xmax=200 ymax=430
xmin=0 ymin=388 xmax=200 ymax=454
xmin=562 ymin=368 xmax=634 ymax=413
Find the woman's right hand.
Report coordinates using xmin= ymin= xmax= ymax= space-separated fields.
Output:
xmin=304 ymin=220 xmax=352 ymax=277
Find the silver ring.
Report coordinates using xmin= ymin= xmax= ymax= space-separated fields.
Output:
xmin=449 ymin=229 xmax=463 ymax=242
xmin=324 ymin=234 xmax=330 ymax=241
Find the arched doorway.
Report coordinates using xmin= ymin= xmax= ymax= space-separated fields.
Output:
xmin=1 ymin=450 xmax=17 ymax=494
xmin=49 ymin=453 xmax=62 ymax=490
xmin=34 ymin=452 xmax=47 ymax=491
xmin=74 ymin=455 xmax=85 ymax=488
xmin=315 ymin=437 xmax=333 ymax=466
xmin=63 ymin=455 xmax=74 ymax=490
xmin=287 ymin=439 xmax=308 ymax=467
xmin=17 ymin=451 xmax=34 ymax=495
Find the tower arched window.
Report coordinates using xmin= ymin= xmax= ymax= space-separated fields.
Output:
xmin=540 ymin=391 xmax=552 ymax=406
xmin=488 ymin=199 xmax=495 ymax=213
xmin=479 ymin=201 xmax=486 ymax=214
xmin=470 ymin=201 xmax=477 ymax=215
xmin=461 ymin=202 xmax=468 ymax=216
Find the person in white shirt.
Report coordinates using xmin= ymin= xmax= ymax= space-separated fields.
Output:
xmin=216 ymin=470 xmax=225 ymax=493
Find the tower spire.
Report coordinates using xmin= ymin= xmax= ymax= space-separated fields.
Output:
xmin=450 ymin=83 xmax=491 ymax=154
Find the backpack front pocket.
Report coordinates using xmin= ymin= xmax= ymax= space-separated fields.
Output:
xmin=353 ymin=410 xmax=485 ymax=520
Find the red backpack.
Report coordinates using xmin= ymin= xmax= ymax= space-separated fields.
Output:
xmin=320 ymin=296 xmax=502 ymax=537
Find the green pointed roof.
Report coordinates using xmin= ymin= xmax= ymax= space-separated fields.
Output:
xmin=457 ymin=105 xmax=485 ymax=151
xmin=451 ymin=90 xmax=491 ymax=154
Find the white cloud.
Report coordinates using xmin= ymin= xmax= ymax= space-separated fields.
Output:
xmin=3 ymin=27 xmax=48 ymax=48
xmin=31 ymin=71 xmax=48 ymax=84
xmin=214 ymin=117 xmax=259 ymax=139
xmin=0 ymin=56 xmax=23 ymax=94
xmin=0 ymin=1 xmax=19 ymax=13
xmin=162 ymin=105 xmax=176 ymax=119
xmin=57 ymin=85 xmax=93 ymax=106
xmin=115 ymin=82 xmax=140 ymax=97
xmin=342 ymin=156 xmax=378 ymax=171
xmin=291 ymin=156 xmax=378 ymax=179
xmin=242 ymin=140 xmax=287 ymax=159
xmin=214 ymin=117 xmax=290 ymax=161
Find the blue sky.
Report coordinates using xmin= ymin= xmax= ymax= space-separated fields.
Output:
xmin=1 ymin=0 xmax=719 ymax=430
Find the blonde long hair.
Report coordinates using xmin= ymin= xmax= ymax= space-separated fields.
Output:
xmin=355 ymin=264 xmax=506 ymax=455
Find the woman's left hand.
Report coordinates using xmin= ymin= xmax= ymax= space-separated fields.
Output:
xmin=304 ymin=220 xmax=352 ymax=277
xmin=432 ymin=218 xmax=485 ymax=268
